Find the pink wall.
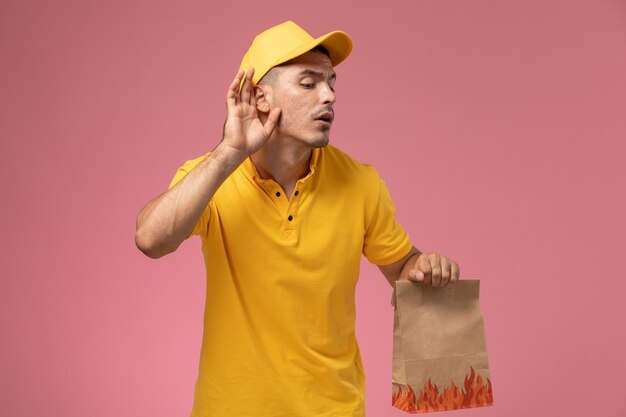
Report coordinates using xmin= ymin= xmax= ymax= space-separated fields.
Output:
xmin=2 ymin=0 xmax=625 ymax=416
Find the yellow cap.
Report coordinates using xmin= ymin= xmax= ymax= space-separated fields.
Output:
xmin=239 ymin=21 xmax=353 ymax=85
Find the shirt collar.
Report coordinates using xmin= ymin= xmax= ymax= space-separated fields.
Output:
xmin=242 ymin=147 xmax=321 ymax=182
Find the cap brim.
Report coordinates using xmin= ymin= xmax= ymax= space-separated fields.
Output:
xmin=253 ymin=30 xmax=353 ymax=84
xmin=316 ymin=30 xmax=353 ymax=67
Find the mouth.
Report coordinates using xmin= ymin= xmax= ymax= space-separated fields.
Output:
xmin=314 ymin=111 xmax=334 ymax=126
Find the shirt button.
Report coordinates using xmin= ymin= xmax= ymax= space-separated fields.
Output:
xmin=275 ymin=191 xmax=281 ymax=197
xmin=288 ymin=215 xmax=293 ymax=221
xmin=294 ymin=191 xmax=299 ymax=196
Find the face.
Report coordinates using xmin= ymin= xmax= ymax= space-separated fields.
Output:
xmin=257 ymin=50 xmax=337 ymax=148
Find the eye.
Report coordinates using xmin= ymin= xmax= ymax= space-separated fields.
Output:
xmin=301 ymin=83 xmax=315 ymax=89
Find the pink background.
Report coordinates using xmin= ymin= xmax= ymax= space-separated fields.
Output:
xmin=2 ymin=0 xmax=625 ymax=416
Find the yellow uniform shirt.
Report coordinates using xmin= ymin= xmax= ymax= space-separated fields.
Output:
xmin=168 ymin=145 xmax=413 ymax=417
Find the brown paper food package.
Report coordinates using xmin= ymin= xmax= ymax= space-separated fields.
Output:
xmin=391 ymin=280 xmax=494 ymax=413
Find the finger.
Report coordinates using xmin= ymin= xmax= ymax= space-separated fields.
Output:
xmin=417 ymin=255 xmax=432 ymax=285
xmin=250 ymin=87 xmax=257 ymax=109
xmin=427 ymin=253 xmax=442 ymax=287
xmin=227 ymin=70 xmax=245 ymax=106
xmin=440 ymin=257 xmax=451 ymax=288
xmin=447 ymin=261 xmax=460 ymax=289
xmin=240 ymin=67 xmax=255 ymax=104
xmin=264 ymin=107 xmax=282 ymax=136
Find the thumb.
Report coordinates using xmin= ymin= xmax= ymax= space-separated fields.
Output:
xmin=263 ymin=107 xmax=281 ymax=136
xmin=408 ymin=257 xmax=425 ymax=282
xmin=408 ymin=268 xmax=424 ymax=282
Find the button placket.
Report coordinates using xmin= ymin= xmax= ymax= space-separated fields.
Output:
xmin=256 ymin=177 xmax=290 ymax=215
xmin=276 ymin=168 xmax=313 ymax=241
xmin=283 ymin=183 xmax=305 ymax=231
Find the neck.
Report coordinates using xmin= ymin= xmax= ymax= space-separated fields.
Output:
xmin=250 ymin=138 xmax=314 ymax=197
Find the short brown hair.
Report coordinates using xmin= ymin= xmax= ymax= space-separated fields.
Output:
xmin=259 ymin=44 xmax=330 ymax=86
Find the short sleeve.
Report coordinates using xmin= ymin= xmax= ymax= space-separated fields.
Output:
xmin=362 ymin=174 xmax=413 ymax=265
xmin=167 ymin=153 xmax=211 ymax=239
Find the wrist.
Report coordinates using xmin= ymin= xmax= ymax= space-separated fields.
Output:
xmin=213 ymin=141 xmax=249 ymax=167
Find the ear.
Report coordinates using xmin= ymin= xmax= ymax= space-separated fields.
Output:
xmin=254 ymin=85 xmax=271 ymax=113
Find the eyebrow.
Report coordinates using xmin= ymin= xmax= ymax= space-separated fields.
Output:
xmin=298 ymin=69 xmax=337 ymax=80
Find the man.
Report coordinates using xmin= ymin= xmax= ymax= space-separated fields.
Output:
xmin=135 ymin=21 xmax=459 ymax=417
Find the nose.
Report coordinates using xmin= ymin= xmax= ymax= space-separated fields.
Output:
xmin=320 ymin=82 xmax=336 ymax=105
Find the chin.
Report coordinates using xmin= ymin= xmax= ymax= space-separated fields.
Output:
xmin=306 ymin=133 xmax=330 ymax=148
